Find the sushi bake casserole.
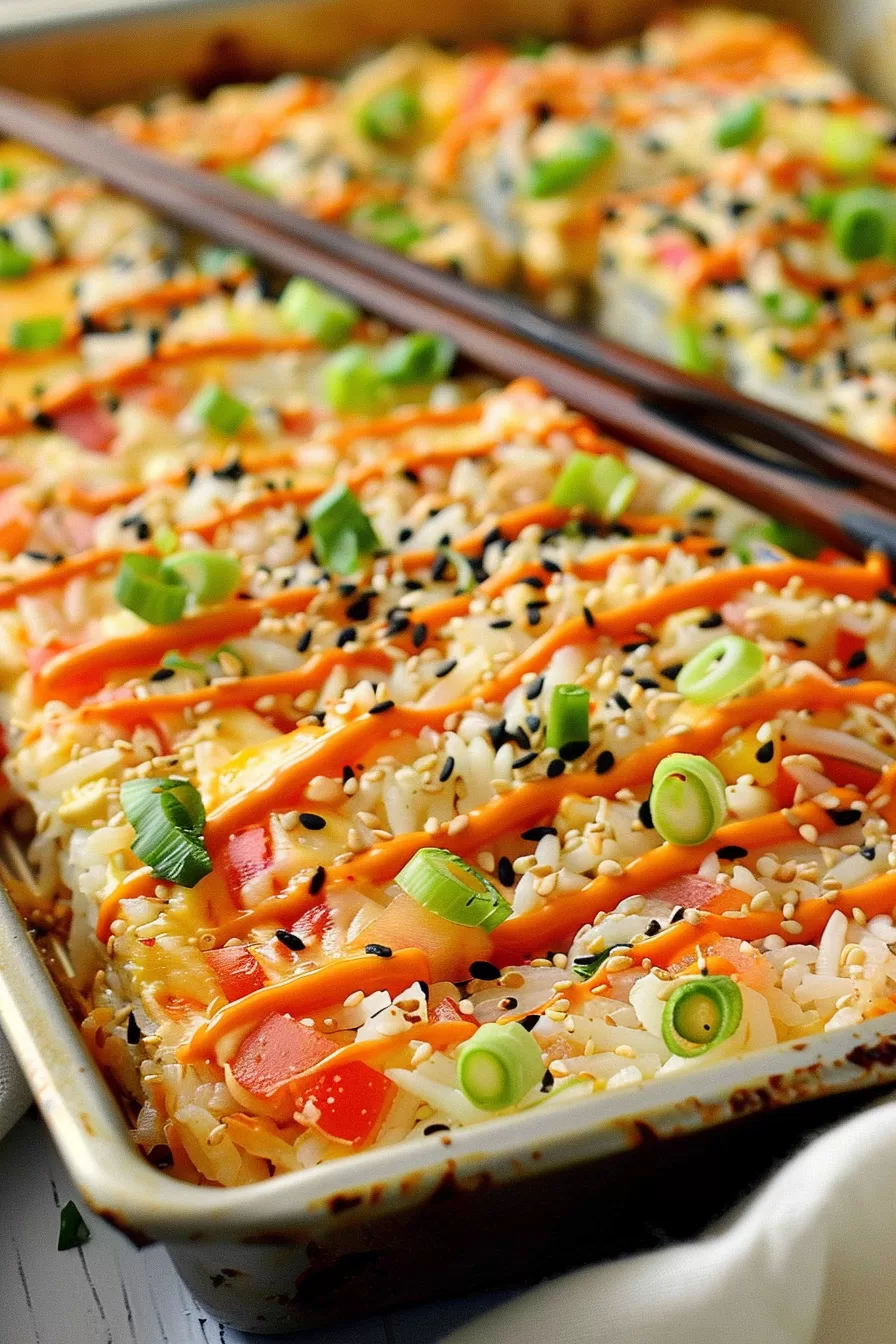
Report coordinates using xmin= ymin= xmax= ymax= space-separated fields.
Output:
xmin=103 ymin=6 xmax=896 ymax=454
xmin=5 ymin=137 xmax=896 ymax=1189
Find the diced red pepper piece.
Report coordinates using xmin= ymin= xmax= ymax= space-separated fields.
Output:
xmin=812 ymin=753 xmax=881 ymax=796
xmin=204 ymin=946 xmax=265 ymax=1002
xmin=834 ymin=628 xmax=866 ymax=673
xmin=54 ymin=396 xmax=118 ymax=454
xmin=231 ymin=1012 xmax=337 ymax=1098
xmin=224 ymin=826 xmax=271 ymax=902
xmin=646 ymin=874 xmax=719 ymax=908
xmin=292 ymin=899 xmax=331 ymax=942
xmin=292 ymin=1059 xmax=396 ymax=1146
xmin=431 ymin=994 xmax=477 ymax=1024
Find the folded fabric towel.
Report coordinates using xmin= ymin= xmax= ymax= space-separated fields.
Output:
xmin=0 ymin=1029 xmax=30 ymax=1143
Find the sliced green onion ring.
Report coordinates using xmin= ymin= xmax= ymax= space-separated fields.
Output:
xmin=761 ymin=288 xmax=818 ymax=328
xmin=190 ymin=383 xmax=250 ymax=436
xmin=829 ymin=186 xmax=896 ymax=262
xmin=395 ymin=847 xmax=512 ymax=931
xmin=223 ymin=163 xmax=273 ymax=196
xmin=0 ymin=164 xmax=20 ymax=191
xmin=676 ymin=635 xmax=764 ymax=704
xmin=357 ymin=87 xmax=421 ymax=143
xmin=120 ymin=777 xmax=212 ymax=888
xmin=661 ymin=976 xmax=743 ymax=1057
xmin=821 ymin=115 xmax=880 ymax=176
xmin=670 ymin=320 xmax=716 ymax=375
xmin=456 ymin=1022 xmax=544 ymax=1110
xmin=308 ymin=482 xmax=380 ymax=575
xmin=438 ymin=546 xmax=477 ymax=593
xmin=546 ymin=683 xmax=590 ymax=755
xmin=9 ymin=314 xmax=64 ymax=352
xmin=525 ymin=125 xmax=614 ymax=198
xmin=378 ymin=331 xmax=456 ymax=385
xmin=734 ymin=519 xmax=821 ymax=563
xmin=550 ymin=451 xmax=637 ymax=521
xmin=0 ymin=238 xmax=33 ymax=279
xmin=651 ymin=753 xmax=727 ymax=847
xmin=161 ymin=550 xmax=241 ymax=604
xmin=715 ymin=97 xmax=764 ymax=149
xmin=278 ymin=277 xmax=359 ymax=349
xmin=115 ymin=554 xmax=188 ymax=626
xmin=322 ymin=344 xmax=387 ymax=413
xmin=349 ymin=201 xmax=424 ymax=252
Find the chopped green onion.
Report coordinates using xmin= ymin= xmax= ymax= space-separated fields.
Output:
xmin=805 ymin=189 xmax=837 ymax=222
xmin=0 ymin=164 xmax=20 ymax=191
xmin=571 ymin=943 xmax=631 ymax=981
xmin=829 ymin=186 xmax=896 ymax=262
xmin=525 ymin=125 xmax=614 ymax=198
xmin=161 ymin=550 xmax=241 ymax=604
xmin=120 ymin=777 xmax=212 ymax=888
xmin=395 ymin=847 xmax=512 ymax=931
xmin=550 ymin=451 xmax=637 ymax=521
xmin=671 ymin=320 xmax=715 ymax=375
xmin=545 ymin=683 xmax=590 ymax=756
xmin=662 ymin=976 xmax=743 ymax=1057
xmin=197 ymin=246 xmax=252 ymax=277
xmin=9 ymin=314 xmax=64 ymax=352
xmin=456 ymin=1021 xmax=543 ymax=1110
xmin=378 ymin=331 xmax=456 ymax=385
xmin=676 ymin=635 xmax=764 ymax=704
xmin=161 ymin=651 xmax=205 ymax=673
xmin=715 ymin=97 xmax=764 ymax=149
xmin=57 ymin=1201 xmax=90 ymax=1251
xmin=308 ymin=482 xmax=379 ymax=575
xmin=349 ymin=201 xmax=424 ymax=252
xmin=223 ymin=163 xmax=273 ymax=196
xmin=154 ymin=525 xmax=179 ymax=557
xmin=357 ymin=87 xmax=421 ymax=144
xmin=0 ymin=238 xmax=33 ymax=279
xmin=821 ymin=115 xmax=880 ymax=176
xmin=438 ymin=546 xmax=477 ymax=593
xmin=279 ymin=277 xmax=359 ymax=349
xmin=190 ymin=383 xmax=250 ymax=436
xmin=115 ymin=554 xmax=188 ymax=626
xmin=761 ymin=288 xmax=818 ymax=327
xmin=322 ymin=344 xmax=387 ymax=414
xmin=734 ymin=519 xmax=821 ymax=563
xmin=650 ymin=753 xmax=727 ymax=847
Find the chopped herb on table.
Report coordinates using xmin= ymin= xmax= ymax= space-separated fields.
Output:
xmin=58 ymin=1200 xmax=90 ymax=1251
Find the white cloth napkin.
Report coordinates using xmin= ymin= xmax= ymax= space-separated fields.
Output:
xmin=441 ymin=1096 xmax=896 ymax=1344
xmin=0 ymin=1029 xmax=30 ymax=1142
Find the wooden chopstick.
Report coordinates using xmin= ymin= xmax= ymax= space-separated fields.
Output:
xmin=1 ymin=86 xmax=896 ymax=563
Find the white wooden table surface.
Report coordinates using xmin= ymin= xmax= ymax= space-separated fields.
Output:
xmin=0 ymin=1107 xmax=511 ymax=1344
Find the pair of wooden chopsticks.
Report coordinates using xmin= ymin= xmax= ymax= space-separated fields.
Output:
xmin=1 ymin=86 xmax=896 ymax=563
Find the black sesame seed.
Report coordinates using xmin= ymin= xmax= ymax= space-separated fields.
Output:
xmin=660 ymin=663 xmax=683 ymax=680
xmin=861 ymin=845 xmax=877 ymax=860
xmin=520 ymin=1014 xmax=540 ymax=1032
xmin=755 ymin=740 xmax=775 ymax=764
xmin=559 ymin=739 xmax=588 ymax=761
xmin=540 ymin=1070 xmax=554 ymax=1093
xmin=296 ymin=629 xmax=312 ymax=652
xmin=525 ymin=675 xmax=544 ymax=700
xmin=423 ymin=1123 xmax=450 ymax=1135
xmin=412 ymin=622 xmax=427 ymax=648
xmin=365 ymin=943 xmax=393 ymax=958
xmin=717 ymin=845 xmax=748 ymax=860
xmin=670 ymin=906 xmax=685 ymax=923
xmin=397 ymin=526 xmax=413 ymax=543
xmin=582 ymin=606 xmax=595 ymax=628
xmin=149 ymin=667 xmax=176 ymax=682
xmin=369 ymin=700 xmax=395 ymax=715
xmin=345 ymin=594 xmax=371 ymax=621
xmin=470 ymin=960 xmax=501 ymax=980
xmin=212 ymin=457 xmax=244 ymax=481
xmin=546 ymin=758 xmax=566 ymax=777
xmin=635 ymin=677 xmax=659 ymax=690
xmin=645 ymin=919 xmax=662 ymax=937
xmin=499 ymin=996 xmax=518 ymax=1011
xmin=512 ymin=726 xmax=531 ymax=750
xmin=512 ymin=751 xmax=538 ymax=769
xmin=847 ymin=649 xmax=867 ymax=669
xmin=434 ymin=658 xmax=457 ymax=678
xmin=521 ymin=826 xmax=557 ymax=842
xmin=336 ymin=626 xmax=357 ymax=648
xmin=386 ymin=612 xmax=410 ymax=636
xmin=126 ymin=1012 xmax=141 ymax=1045
xmin=497 ymin=856 xmax=515 ymax=886
xmin=830 ymin=808 xmax=862 ymax=826
xmin=613 ymin=691 xmax=631 ymax=712
xmin=431 ymin=554 xmax=449 ymax=583
xmin=439 ymin=756 xmax=455 ymax=783
xmin=483 ymin=527 xmax=503 ymax=547
xmin=299 ymin=812 xmax=326 ymax=830
xmin=309 ymin=866 xmax=326 ymax=895
xmin=275 ymin=929 xmax=305 ymax=950
xmin=490 ymin=618 xmax=513 ymax=629
xmin=698 ymin=611 xmax=724 ymax=629
xmin=596 ymin=750 xmax=615 ymax=774
xmin=543 ymin=558 xmax=561 ymax=574
xmin=785 ymin=636 xmax=807 ymax=648
xmin=338 ymin=582 xmax=357 ymax=597
xmin=638 ymin=799 xmax=653 ymax=829
xmin=621 ymin=641 xmax=644 ymax=653
xmin=526 ymin=603 xmax=543 ymax=627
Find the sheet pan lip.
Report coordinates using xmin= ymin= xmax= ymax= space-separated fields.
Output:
xmin=0 ymin=0 xmax=257 ymax=43
xmin=3 ymin=880 xmax=896 ymax=1244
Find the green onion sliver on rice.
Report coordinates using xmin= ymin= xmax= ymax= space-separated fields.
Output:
xmin=550 ymin=451 xmax=637 ymax=521
xmin=307 ymin=482 xmax=380 ymax=575
xmin=525 ymin=124 xmax=614 ymax=198
xmin=378 ymin=331 xmax=456 ymax=385
xmin=190 ymin=383 xmax=250 ymax=436
xmin=821 ymin=115 xmax=880 ymax=176
xmin=828 ymin=186 xmax=896 ymax=263
xmin=650 ymin=753 xmax=728 ymax=847
xmin=661 ymin=976 xmax=743 ymax=1057
xmin=119 ymin=777 xmax=212 ymax=888
xmin=357 ymin=87 xmax=421 ymax=144
xmin=715 ymin=96 xmax=764 ymax=149
xmin=115 ymin=554 xmax=188 ymax=626
xmin=161 ymin=550 xmax=241 ymax=605
xmin=546 ymin=683 xmax=590 ymax=755
xmin=676 ymin=635 xmax=764 ymax=704
xmin=278 ymin=277 xmax=359 ymax=349
xmin=456 ymin=1022 xmax=544 ymax=1109
xmin=395 ymin=848 xmax=512 ymax=931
